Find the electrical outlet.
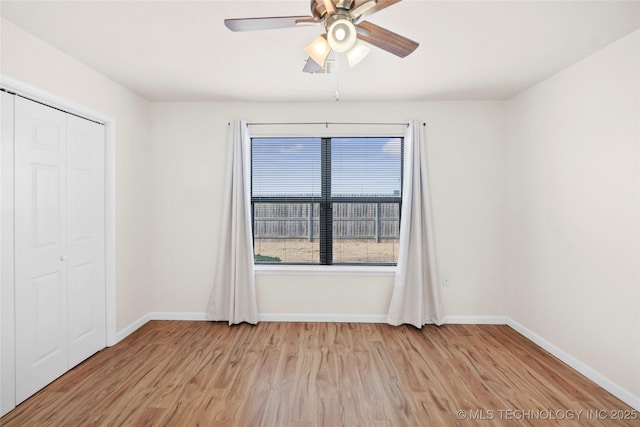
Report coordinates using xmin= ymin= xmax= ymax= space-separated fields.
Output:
xmin=442 ymin=276 xmax=450 ymax=287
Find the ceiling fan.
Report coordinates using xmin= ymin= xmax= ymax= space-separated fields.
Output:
xmin=224 ymin=0 xmax=419 ymax=72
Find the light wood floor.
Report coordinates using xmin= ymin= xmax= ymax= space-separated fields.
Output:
xmin=2 ymin=321 xmax=638 ymax=426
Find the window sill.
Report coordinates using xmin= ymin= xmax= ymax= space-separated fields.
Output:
xmin=254 ymin=264 xmax=396 ymax=276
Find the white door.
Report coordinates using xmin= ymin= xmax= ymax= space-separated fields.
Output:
xmin=66 ymin=114 xmax=106 ymax=368
xmin=15 ymin=97 xmax=69 ymax=403
xmin=14 ymin=97 xmax=106 ymax=403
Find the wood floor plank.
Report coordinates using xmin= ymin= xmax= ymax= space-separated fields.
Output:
xmin=368 ymin=339 xmax=417 ymax=425
xmin=379 ymin=325 xmax=427 ymax=393
xmin=290 ymin=324 xmax=321 ymax=424
xmin=336 ymin=351 xmax=364 ymax=391
xmin=273 ymin=323 xmax=302 ymax=391
xmin=351 ymin=350 xmax=392 ymax=422
xmin=316 ymin=342 xmax=340 ymax=427
xmin=2 ymin=321 xmax=638 ymax=426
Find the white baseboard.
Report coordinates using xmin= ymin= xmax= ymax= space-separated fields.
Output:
xmin=114 ymin=312 xmax=388 ymax=342
xmin=118 ymin=313 xmax=507 ymax=325
xmin=259 ymin=314 xmax=508 ymax=324
xmin=114 ymin=312 xmax=208 ymax=343
xmin=445 ymin=315 xmax=507 ymax=324
xmin=507 ymin=318 xmax=640 ymax=411
xmin=114 ymin=313 xmax=151 ymax=344
xmin=148 ymin=311 xmax=209 ymax=321
xmin=258 ymin=313 xmax=387 ymax=323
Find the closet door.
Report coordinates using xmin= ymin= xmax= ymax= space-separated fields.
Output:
xmin=66 ymin=114 xmax=105 ymax=368
xmin=14 ymin=97 xmax=106 ymax=404
xmin=15 ymin=97 xmax=69 ymax=403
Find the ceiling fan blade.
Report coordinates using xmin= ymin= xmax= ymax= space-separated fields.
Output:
xmin=356 ymin=21 xmax=418 ymax=58
xmin=224 ymin=16 xmax=318 ymax=32
xmin=323 ymin=0 xmax=336 ymax=15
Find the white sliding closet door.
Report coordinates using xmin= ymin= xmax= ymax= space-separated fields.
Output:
xmin=14 ymin=97 xmax=106 ymax=404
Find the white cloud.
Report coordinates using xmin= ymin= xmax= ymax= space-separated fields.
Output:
xmin=281 ymin=143 xmax=304 ymax=153
xmin=382 ymin=139 xmax=401 ymax=156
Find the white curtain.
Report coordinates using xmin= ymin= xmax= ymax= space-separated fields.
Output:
xmin=387 ymin=120 xmax=445 ymax=328
xmin=207 ymin=120 xmax=258 ymax=324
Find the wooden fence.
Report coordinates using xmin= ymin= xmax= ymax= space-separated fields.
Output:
xmin=253 ymin=202 xmax=400 ymax=242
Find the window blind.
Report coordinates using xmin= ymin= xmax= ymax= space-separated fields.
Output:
xmin=251 ymin=136 xmax=403 ymax=265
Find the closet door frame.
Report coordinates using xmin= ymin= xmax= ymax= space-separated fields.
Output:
xmin=0 ymin=75 xmax=117 ymax=416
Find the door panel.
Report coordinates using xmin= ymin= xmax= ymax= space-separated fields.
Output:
xmin=15 ymin=97 xmax=68 ymax=404
xmin=33 ymin=271 xmax=63 ymax=361
xmin=66 ymin=114 xmax=106 ymax=368
xmin=69 ymin=262 xmax=97 ymax=341
xmin=33 ymin=164 xmax=62 ymax=247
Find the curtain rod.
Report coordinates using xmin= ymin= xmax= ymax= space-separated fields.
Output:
xmin=227 ymin=121 xmax=414 ymax=127
xmin=248 ymin=121 xmax=409 ymax=127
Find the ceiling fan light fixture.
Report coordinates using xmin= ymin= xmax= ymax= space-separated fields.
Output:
xmin=345 ymin=39 xmax=370 ymax=67
xmin=304 ymin=35 xmax=331 ymax=67
xmin=226 ymin=0 xmax=419 ymax=74
xmin=327 ymin=18 xmax=357 ymax=53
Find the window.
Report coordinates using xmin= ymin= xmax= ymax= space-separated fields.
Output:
xmin=251 ymin=137 xmax=403 ymax=265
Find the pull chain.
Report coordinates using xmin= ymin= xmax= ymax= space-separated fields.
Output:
xmin=334 ymin=54 xmax=341 ymax=102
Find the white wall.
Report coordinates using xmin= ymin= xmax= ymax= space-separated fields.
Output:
xmin=1 ymin=18 xmax=153 ymax=331
xmin=505 ymin=30 xmax=640 ymax=399
xmin=149 ymin=101 xmax=507 ymax=318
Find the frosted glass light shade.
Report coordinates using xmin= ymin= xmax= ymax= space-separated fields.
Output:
xmin=346 ymin=40 xmax=370 ymax=67
xmin=327 ymin=19 xmax=357 ymax=53
xmin=304 ymin=35 xmax=331 ymax=67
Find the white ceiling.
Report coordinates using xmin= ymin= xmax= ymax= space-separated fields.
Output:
xmin=1 ymin=0 xmax=639 ymax=102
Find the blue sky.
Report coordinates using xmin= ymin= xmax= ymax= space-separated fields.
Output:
xmin=252 ymin=137 xmax=401 ymax=197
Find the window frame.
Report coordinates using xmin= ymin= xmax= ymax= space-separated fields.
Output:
xmin=251 ymin=136 xmax=403 ymax=266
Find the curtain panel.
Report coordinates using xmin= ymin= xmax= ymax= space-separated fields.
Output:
xmin=387 ymin=120 xmax=445 ymax=328
xmin=207 ymin=120 xmax=258 ymax=324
